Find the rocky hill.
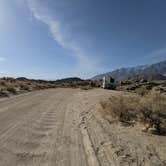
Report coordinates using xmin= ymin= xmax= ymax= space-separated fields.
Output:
xmin=92 ymin=60 xmax=166 ymax=81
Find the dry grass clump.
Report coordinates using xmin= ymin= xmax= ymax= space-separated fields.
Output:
xmin=0 ymin=80 xmax=7 ymax=86
xmin=140 ymin=91 xmax=166 ymax=134
xmin=6 ymin=86 xmax=17 ymax=94
xmin=0 ymin=77 xmax=59 ymax=98
xmin=100 ymin=95 xmax=140 ymax=123
xmin=19 ymin=83 xmax=30 ymax=91
xmin=32 ymin=83 xmax=56 ymax=90
xmin=135 ymin=86 xmax=149 ymax=96
xmin=100 ymin=91 xmax=166 ymax=134
xmin=0 ymin=88 xmax=9 ymax=97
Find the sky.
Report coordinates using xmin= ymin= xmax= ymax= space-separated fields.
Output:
xmin=0 ymin=0 xmax=166 ymax=79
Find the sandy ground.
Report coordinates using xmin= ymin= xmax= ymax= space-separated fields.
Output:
xmin=0 ymin=88 xmax=165 ymax=166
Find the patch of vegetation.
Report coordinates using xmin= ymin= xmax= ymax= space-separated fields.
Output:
xmin=100 ymin=91 xmax=166 ymax=135
xmin=19 ymin=83 xmax=30 ymax=91
xmin=6 ymin=87 xmax=17 ymax=94
xmin=0 ymin=77 xmax=98 ymax=98
xmin=0 ymin=88 xmax=9 ymax=97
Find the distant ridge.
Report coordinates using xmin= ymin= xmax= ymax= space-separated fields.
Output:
xmin=92 ymin=60 xmax=166 ymax=81
xmin=55 ymin=77 xmax=84 ymax=83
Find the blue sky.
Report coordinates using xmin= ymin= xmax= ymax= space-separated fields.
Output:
xmin=0 ymin=0 xmax=166 ymax=79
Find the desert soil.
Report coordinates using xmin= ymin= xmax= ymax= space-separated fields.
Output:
xmin=0 ymin=88 xmax=165 ymax=166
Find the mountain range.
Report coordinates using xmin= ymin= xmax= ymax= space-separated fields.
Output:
xmin=92 ymin=60 xmax=166 ymax=81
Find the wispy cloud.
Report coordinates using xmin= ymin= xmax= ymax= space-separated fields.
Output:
xmin=0 ymin=57 xmax=6 ymax=61
xmin=24 ymin=0 xmax=105 ymax=77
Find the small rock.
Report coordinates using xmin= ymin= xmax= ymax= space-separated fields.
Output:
xmin=142 ymin=126 xmax=148 ymax=132
xmin=148 ymin=127 xmax=158 ymax=134
xmin=142 ymin=124 xmax=150 ymax=132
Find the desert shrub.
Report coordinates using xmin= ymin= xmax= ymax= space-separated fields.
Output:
xmin=6 ymin=86 xmax=17 ymax=94
xmin=19 ymin=84 xmax=30 ymax=91
xmin=2 ymin=77 xmax=16 ymax=83
xmin=0 ymin=88 xmax=9 ymax=97
xmin=46 ymin=83 xmax=57 ymax=88
xmin=27 ymin=82 xmax=32 ymax=86
xmin=100 ymin=95 xmax=140 ymax=123
xmin=135 ymin=86 xmax=149 ymax=96
xmin=139 ymin=91 xmax=166 ymax=134
xmin=100 ymin=91 xmax=166 ymax=134
xmin=126 ymin=85 xmax=137 ymax=91
xmin=35 ymin=84 xmax=47 ymax=90
xmin=0 ymin=80 xmax=7 ymax=86
xmin=49 ymin=84 xmax=57 ymax=88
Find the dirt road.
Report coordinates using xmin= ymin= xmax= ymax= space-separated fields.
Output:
xmin=0 ymin=88 xmax=165 ymax=166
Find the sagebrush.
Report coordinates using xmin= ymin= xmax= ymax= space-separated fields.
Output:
xmin=100 ymin=91 xmax=166 ymax=134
